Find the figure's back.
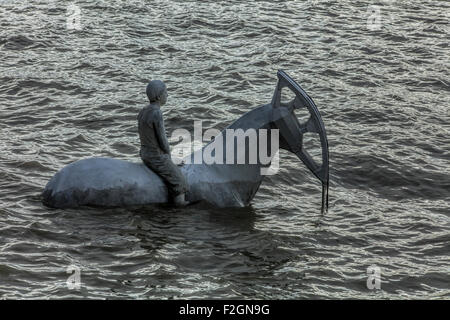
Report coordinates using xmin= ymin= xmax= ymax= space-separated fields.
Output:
xmin=137 ymin=105 xmax=163 ymax=156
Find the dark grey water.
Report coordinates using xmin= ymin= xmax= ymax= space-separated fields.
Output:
xmin=0 ymin=0 xmax=449 ymax=299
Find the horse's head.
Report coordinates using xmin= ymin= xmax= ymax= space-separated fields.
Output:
xmin=270 ymin=70 xmax=330 ymax=213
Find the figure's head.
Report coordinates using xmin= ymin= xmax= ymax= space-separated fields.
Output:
xmin=146 ymin=80 xmax=168 ymax=106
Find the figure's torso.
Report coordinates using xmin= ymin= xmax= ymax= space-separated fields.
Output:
xmin=137 ymin=104 xmax=164 ymax=157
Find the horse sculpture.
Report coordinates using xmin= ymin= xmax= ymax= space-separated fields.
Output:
xmin=42 ymin=70 xmax=330 ymax=211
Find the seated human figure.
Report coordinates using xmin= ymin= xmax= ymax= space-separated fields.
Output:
xmin=137 ymin=80 xmax=189 ymax=206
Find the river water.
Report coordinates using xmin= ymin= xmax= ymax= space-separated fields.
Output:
xmin=0 ymin=0 xmax=449 ymax=299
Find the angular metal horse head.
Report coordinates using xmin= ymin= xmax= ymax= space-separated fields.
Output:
xmin=271 ymin=70 xmax=330 ymax=213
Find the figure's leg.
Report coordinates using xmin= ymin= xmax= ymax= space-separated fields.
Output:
xmin=142 ymin=154 xmax=188 ymax=205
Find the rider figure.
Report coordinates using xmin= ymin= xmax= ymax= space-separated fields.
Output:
xmin=138 ymin=80 xmax=189 ymax=206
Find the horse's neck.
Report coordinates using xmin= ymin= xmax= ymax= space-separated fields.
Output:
xmin=182 ymin=104 xmax=276 ymax=205
xmin=203 ymin=103 xmax=276 ymax=184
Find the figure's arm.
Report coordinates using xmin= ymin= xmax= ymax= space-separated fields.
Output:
xmin=153 ymin=110 xmax=171 ymax=156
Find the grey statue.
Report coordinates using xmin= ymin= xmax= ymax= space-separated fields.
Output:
xmin=42 ymin=70 xmax=330 ymax=212
xmin=138 ymin=80 xmax=189 ymax=206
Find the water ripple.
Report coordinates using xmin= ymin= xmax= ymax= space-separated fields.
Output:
xmin=0 ymin=0 xmax=448 ymax=299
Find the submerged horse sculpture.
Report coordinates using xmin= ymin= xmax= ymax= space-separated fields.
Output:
xmin=42 ymin=71 xmax=329 ymax=210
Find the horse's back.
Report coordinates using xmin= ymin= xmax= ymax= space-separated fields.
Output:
xmin=42 ymin=157 xmax=168 ymax=208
